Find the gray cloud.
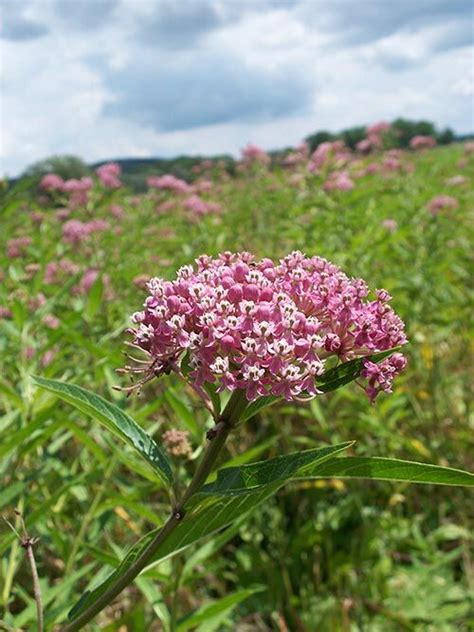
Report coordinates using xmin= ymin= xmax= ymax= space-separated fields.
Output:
xmin=0 ymin=0 xmax=49 ymax=40
xmin=136 ymin=1 xmax=222 ymax=49
xmin=102 ymin=53 xmax=313 ymax=131
xmin=302 ymin=0 xmax=472 ymax=47
xmin=53 ymin=0 xmax=118 ymax=30
xmin=133 ymin=0 xmax=303 ymax=50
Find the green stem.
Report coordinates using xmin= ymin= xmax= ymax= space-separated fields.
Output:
xmin=63 ymin=389 xmax=248 ymax=632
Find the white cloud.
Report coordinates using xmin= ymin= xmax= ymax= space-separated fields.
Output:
xmin=0 ymin=0 xmax=472 ymax=176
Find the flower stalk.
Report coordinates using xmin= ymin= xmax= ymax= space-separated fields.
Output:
xmin=62 ymin=388 xmax=248 ymax=632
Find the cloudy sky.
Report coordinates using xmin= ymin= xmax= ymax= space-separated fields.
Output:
xmin=0 ymin=0 xmax=472 ymax=176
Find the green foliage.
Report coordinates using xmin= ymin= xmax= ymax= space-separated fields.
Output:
xmin=0 ymin=143 xmax=473 ymax=630
xmin=32 ymin=376 xmax=173 ymax=488
xmin=22 ymin=154 xmax=91 ymax=181
xmin=305 ymin=118 xmax=458 ymax=152
xmin=340 ymin=126 xmax=367 ymax=149
xmin=306 ymin=130 xmax=336 ymax=152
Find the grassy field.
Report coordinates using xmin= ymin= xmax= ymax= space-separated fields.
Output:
xmin=0 ymin=143 xmax=473 ymax=631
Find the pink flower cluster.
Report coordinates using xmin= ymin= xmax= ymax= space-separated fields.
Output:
xmin=281 ymin=142 xmax=309 ymax=168
xmin=308 ymin=141 xmax=350 ymax=172
xmin=109 ymin=204 xmax=125 ymax=219
xmin=40 ymin=173 xmax=64 ymax=191
xmin=323 ymin=171 xmax=354 ymax=192
xmin=73 ymin=268 xmax=114 ymax=298
xmin=96 ymin=163 xmax=122 ymax=188
xmin=426 ymin=195 xmax=459 ymax=216
xmin=162 ymin=429 xmax=192 ymax=458
xmin=44 ymin=258 xmax=80 ymax=284
xmin=382 ymin=219 xmax=398 ymax=233
xmin=184 ymin=195 xmax=221 ymax=216
xmin=129 ymin=251 xmax=407 ymax=402
xmin=367 ymin=121 xmax=391 ymax=136
xmin=410 ymin=135 xmax=437 ymax=150
xmin=40 ymin=174 xmax=94 ymax=208
xmin=192 ymin=179 xmax=213 ymax=193
xmin=0 ymin=306 xmax=12 ymax=319
xmin=147 ymin=174 xmax=190 ymax=193
xmin=361 ymin=353 xmax=407 ymax=402
xmin=241 ymin=144 xmax=271 ymax=165
xmin=62 ymin=177 xmax=93 ymax=193
xmin=7 ymin=236 xmax=32 ymax=258
xmin=357 ymin=121 xmax=390 ymax=153
xmin=62 ymin=219 xmax=109 ymax=245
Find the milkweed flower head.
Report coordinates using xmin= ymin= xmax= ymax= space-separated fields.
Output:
xmin=367 ymin=121 xmax=390 ymax=136
xmin=426 ymin=195 xmax=459 ymax=216
xmin=44 ymin=259 xmax=80 ymax=284
xmin=96 ymin=162 xmax=122 ymax=188
xmin=356 ymin=138 xmax=372 ymax=153
xmin=147 ymin=174 xmax=190 ymax=193
xmin=308 ymin=141 xmax=350 ymax=172
xmin=323 ymin=171 xmax=354 ymax=191
xmin=162 ymin=429 xmax=192 ymax=458
xmin=382 ymin=219 xmax=398 ymax=233
xmin=7 ymin=236 xmax=32 ymax=258
xmin=410 ymin=135 xmax=436 ymax=150
xmin=127 ymin=251 xmax=407 ymax=403
xmin=62 ymin=177 xmax=94 ymax=193
xmin=241 ymin=144 xmax=271 ymax=166
xmin=62 ymin=219 xmax=109 ymax=245
xmin=184 ymin=195 xmax=221 ymax=216
xmin=40 ymin=173 xmax=64 ymax=191
xmin=109 ymin=204 xmax=125 ymax=219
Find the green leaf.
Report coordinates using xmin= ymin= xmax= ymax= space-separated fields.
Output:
xmin=32 ymin=376 xmax=172 ymax=487
xmin=317 ymin=347 xmax=401 ymax=393
xmin=164 ymin=388 xmax=200 ymax=439
xmin=177 ymin=586 xmax=265 ymax=632
xmin=84 ymin=276 xmax=104 ymax=322
xmin=195 ymin=441 xmax=354 ymax=499
xmin=203 ymin=382 xmax=221 ymax=419
xmin=68 ymin=442 xmax=351 ymax=621
xmin=239 ymin=395 xmax=280 ymax=423
xmin=298 ymin=456 xmax=474 ymax=487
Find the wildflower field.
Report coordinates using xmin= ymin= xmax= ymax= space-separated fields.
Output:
xmin=1 ymin=139 xmax=473 ymax=631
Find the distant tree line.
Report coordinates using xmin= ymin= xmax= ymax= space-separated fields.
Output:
xmin=305 ymin=118 xmax=456 ymax=152
xmin=8 ymin=118 xmax=470 ymax=194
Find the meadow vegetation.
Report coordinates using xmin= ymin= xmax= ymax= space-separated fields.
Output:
xmin=0 ymin=134 xmax=473 ymax=631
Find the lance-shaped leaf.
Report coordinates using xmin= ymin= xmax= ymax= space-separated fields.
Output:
xmin=239 ymin=395 xmax=280 ymax=423
xmin=177 ymin=586 xmax=265 ymax=632
xmin=317 ymin=347 xmax=401 ymax=393
xmin=194 ymin=442 xmax=354 ymax=499
xmin=68 ymin=442 xmax=351 ymax=621
xmin=296 ymin=456 xmax=474 ymax=487
xmin=32 ymin=376 xmax=173 ymax=487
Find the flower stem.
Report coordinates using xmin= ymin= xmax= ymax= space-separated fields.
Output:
xmin=63 ymin=388 xmax=248 ymax=631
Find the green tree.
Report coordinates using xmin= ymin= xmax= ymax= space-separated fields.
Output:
xmin=23 ymin=155 xmax=91 ymax=181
